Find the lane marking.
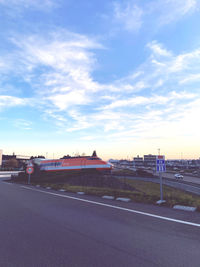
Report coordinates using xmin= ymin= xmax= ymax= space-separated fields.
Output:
xmin=21 ymin=186 xmax=200 ymax=228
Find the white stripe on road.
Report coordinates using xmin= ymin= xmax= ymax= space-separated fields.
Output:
xmin=21 ymin=186 xmax=200 ymax=228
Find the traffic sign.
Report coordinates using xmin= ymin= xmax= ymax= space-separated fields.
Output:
xmin=156 ymin=155 xmax=166 ymax=204
xmin=26 ymin=166 xmax=34 ymax=174
xmin=156 ymin=155 xmax=166 ymax=172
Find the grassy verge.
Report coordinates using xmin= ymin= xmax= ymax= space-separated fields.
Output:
xmin=125 ymin=179 xmax=200 ymax=209
xmin=31 ymin=178 xmax=200 ymax=211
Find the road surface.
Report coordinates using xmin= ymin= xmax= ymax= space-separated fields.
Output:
xmin=157 ymin=172 xmax=200 ymax=185
xmin=0 ymin=178 xmax=200 ymax=267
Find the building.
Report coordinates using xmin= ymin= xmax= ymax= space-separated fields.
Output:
xmin=0 ymin=149 xmax=2 ymax=166
xmin=143 ymin=154 xmax=156 ymax=167
xmin=2 ymin=153 xmax=30 ymax=169
xmin=133 ymin=155 xmax=143 ymax=168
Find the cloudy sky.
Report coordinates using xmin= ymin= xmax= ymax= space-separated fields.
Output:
xmin=1 ymin=0 xmax=200 ymax=160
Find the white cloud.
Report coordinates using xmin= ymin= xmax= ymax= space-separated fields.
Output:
xmin=113 ymin=1 xmax=143 ymax=31
xmin=14 ymin=119 xmax=32 ymax=130
xmin=1 ymin=25 xmax=200 ymax=148
xmin=0 ymin=95 xmax=26 ymax=108
xmin=5 ymin=31 xmax=103 ymax=112
xmin=48 ymin=90 xmax=90 ymax=110
xmin=99 ymin=91 xmax=196 ymax=110
xmin=147 ymin=41 xmax=172 ymax=57
xmin=112 ymin=0 xmax=199 ymax=33
xmin=179 ymin=73 xmax=200 ymax=84
xmin=155 ymin=0 xmax=198 ymax=26
xmin=11 ymin=32 xmax=101 ymax=73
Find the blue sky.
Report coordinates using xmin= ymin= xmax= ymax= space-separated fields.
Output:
xmin=1 ymin=0 xmax=200 ymax=160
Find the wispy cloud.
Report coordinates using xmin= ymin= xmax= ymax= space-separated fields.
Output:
xmin=0 ymin=95 xmax=27 ymax=109
xmin=179 ymin=73 xmax=200 ymax=84
xmin=99 ymin=91 xmax=196 ymax=110
xmin=111 ymin=0 xmax=199 ymax=33
xmin=1 ymin=27 xmax=200 ymax=144
xmin=113 ymin=1 xmax=143 ymax=32
xmin=152 ymin=0 xmax=198 ymax=26
xmin=0 ymin=0 xmax=57 ymax=10
xmin=3 ymin=30 xmax=103 ymax=110
xmin=14 ymin=119 xmax=32 ymax=130
xmin=147 ymin=41 xmax=172 ymax=57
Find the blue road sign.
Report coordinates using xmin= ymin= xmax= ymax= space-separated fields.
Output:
xmin=156 ymin=156 xmax=166 ymax=172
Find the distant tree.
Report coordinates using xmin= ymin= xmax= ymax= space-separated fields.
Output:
xmin=61 ymin=155 xmax=71 ymax=159
xmin=30 ymin=155 xmax=45 ymax=159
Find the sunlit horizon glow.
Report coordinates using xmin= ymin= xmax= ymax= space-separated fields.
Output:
xmin=1 ymin=0 xmax=200 ymax=161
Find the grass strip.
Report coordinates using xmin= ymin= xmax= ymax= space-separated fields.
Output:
xmin=31 ymin=178 xmax=200 ymax=211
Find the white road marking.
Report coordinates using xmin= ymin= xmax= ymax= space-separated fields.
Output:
xmin=21 ymin=186 xmax=200 ymax=228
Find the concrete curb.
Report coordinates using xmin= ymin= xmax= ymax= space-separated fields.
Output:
xmin=77 ymin=192 xmax=85 ymax=195
xmin=116 ymin=197 xmax=131 ymax=202
xmin=29 ymin=185 xmax=199 ymax=213
xmin=173 ymin=205 xmax=197 ymax=212
xmin=102 ymin=195 xmax=115 ymax=200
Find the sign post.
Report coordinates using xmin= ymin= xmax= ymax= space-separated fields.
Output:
xmin=26 ymin=166 xmax=34 ymax=184
xmin=156 ymin=155 xmax=166 ymax=204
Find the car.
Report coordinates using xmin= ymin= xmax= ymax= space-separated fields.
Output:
xmin=174 ymin=173 xmax=183 ymax=179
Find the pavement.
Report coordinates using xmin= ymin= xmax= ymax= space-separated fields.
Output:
xmin=157 ymin=171 xmax=200 ymax=185
xmin=0 ymin=177 xmax=200 ymax=267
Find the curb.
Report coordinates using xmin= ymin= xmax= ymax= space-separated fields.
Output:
xmin=116 ymin=197 xmax=131 ymax=202
xmin=173 ymin=205 xmax=197 ymax=212
xmin=32 ymin=185 xmax=199 ymax=213
xmin=77 ymin=192 xmax=85 ymax=195
xmin=102 ymin=195 xmax=115 ymax=200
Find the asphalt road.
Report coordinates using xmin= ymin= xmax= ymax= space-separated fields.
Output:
xmin=0 ymin=179 xmax=200 ymax=267
xmin=157 ymin=172 xmax=200 ymax=185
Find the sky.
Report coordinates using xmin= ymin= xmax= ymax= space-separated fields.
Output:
xmin=0 ymin=0 xmax=200 ymax=160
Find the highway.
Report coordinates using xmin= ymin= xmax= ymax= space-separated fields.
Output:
xmin=0 ymin=177 xmax=200 ymax=267
xmin=157 ymin=172 xmax=200 ymax=185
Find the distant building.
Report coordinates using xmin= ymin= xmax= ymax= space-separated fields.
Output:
xmin=143 ymin=154 xmax=156 ymax=167
xmin=108 ymin=159 xmax=119 ymax=164
xmin=133 ymin=155 xmax=143 ymax=168
xmin=0 ymin=149 xmax=2 ymax=166
xmin=2 ymin=153 xmax=30 ymax=169
xmin=2 ymin=153 xmax=16 ymax=161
